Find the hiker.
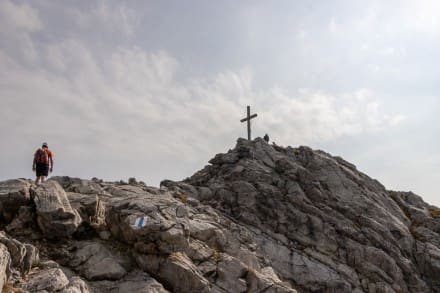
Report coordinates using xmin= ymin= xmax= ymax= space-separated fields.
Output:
xmin=263 ymin=134 xmax=270 ymax=143
xmin=32 ymin=142 xmax=54 ymax=184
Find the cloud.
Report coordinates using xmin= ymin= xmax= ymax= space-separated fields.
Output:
xmin=67 ymin=1 xmax=137 ymax=39
xmin=0 ymin=35 xmax=403 ymax=159
xmin=399 ymin=0 xmax=440 ymax=35
xmin=253 ymin=87 xmax=403 ymax=145
xmin=328 ymin=17 xmax=338 ymax=34
xmin=0 ymin=0 xmax=43 ymax=34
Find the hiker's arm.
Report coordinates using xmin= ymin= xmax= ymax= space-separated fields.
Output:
xmin=49 ymin=154 xmax=54 ymax=171
xmin=32 ymin=153 xmax=36 ymax=170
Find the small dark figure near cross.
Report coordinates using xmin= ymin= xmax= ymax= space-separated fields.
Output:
xmin=264 ymin=134 xmax=270 ymax=143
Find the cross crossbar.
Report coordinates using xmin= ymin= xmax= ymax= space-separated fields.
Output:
xmin=240 ymin=114 xmax=258 ymax=122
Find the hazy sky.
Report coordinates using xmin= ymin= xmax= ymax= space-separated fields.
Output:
xmin=1 ymin=1 xmax=439 ymax=206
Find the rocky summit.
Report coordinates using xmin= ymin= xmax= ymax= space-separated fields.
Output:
xmin=0 ymin=138 xmax=439 ymax=292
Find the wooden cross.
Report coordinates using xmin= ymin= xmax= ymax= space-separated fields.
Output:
xmin=240 ymin=105 xmax=258 ymax=140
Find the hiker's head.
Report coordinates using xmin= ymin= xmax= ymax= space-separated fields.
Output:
xmin=42 ymin=142 xmax=48 ymax=149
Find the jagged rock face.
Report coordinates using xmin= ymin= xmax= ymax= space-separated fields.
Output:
xmin=26 ymin=268 xmax=70 ymax=291
xmin=101 ymin=182 xmax=294 ymax=292
xmin=0 ymin=179 xmax=31 ymax=223
xmin=31 ymin=181 xmax=82 ymax=239
xmin=0 ymin=243 xmax=10 ymax=290
xmin=69 ymin=242 xmax=127 ymax=281
xmin=0 ymin=138 xmax=439 ymax=292
xmin=0 ymin=176 xmax=297 ymax=292
xmin=161 ymin=138 xmax=440 ymax=292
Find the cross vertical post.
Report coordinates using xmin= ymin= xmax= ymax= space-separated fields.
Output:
xmin=240 ymin=105 xmax=258 ymax=140
xmin=247 ymin=106 xmax=251 ymax=140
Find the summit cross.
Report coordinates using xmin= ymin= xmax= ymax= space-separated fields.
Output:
xmin=240 ymin=105 xmax=258 ymax=141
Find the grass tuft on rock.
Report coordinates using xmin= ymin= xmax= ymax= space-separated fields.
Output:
xmin=178 ymin=193 xmax=188 ymax=203
xmin=2 ymin=282 xmax=21 ymax=293
xmin=429 ymin=207 xmax=440 ymax=218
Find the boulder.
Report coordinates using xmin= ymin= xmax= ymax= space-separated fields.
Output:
xmin=96 ymin=270 xmax=169 ymax=293
xmin=70 ymin=242 xmax=126 ymax=281
xmin=247 ymin=267 xmax=297 ymax=293
xmin=215 ymin=254 xmax=247 ymax=292
xmin=415 ymin=241 xmax=440 ymax=291
xmin=6 ymin=206 xmax=36 ymax=236
xmin=25 ymin=268 xmax=70 ymax=292
xmin=60 ymin=276 xmax=90 ymax=293
xmin=51 ymin=177 xmax=104 ymax=195
xmin=136 ymin=252 xmax=210 ymax=293
xmin=0 ymin=243 xmax=11 ymax=290
xmin=0 ymin=179 xmax=31 ymax=223
xmin=0 ymin=231 xmax=39 ymax=275
xmin=0 ymin=232 xmax=26 ymax=270
xmin=67 ymin=193 xmax=106 ymax=229
xmin=31 ymin=181 xmax=82 ymax=239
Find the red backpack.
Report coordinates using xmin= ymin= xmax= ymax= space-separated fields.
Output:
xmin=35 ymin=149 xmax=49 ymax=164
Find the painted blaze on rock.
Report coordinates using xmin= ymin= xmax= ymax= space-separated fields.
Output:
xmin=128 ymin=214 xmax=149 ymax=229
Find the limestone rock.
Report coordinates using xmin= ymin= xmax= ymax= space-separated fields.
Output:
xmin=0 ymin=179 xmax=31 ymax=223
xmin=70 ymin=242 xmax=126 ymax=281
xmin=0 ymin=232 xmax=39 ymax=277
xmin=136 ymin=252 xmax=210 ymax=293
xmin=0 ymin=232 xmax=26 ymax=270
xmin=181 ymin=137 xmax=440 ymax=292
xmin=60 ymin=276 xmax=90 ymax=293
xmin=6 ymin=206 xmax=36 ymax=236
xmin=415 ymin=241 xmax=440 ymax=291
xmin=90 ymin=270 xmax=169 ymax=293
xmin=215 ymin=254 xmax=247 ymax=292
xmin=25 ymin=268 xmax=69 ymax=292
xmin=31 ymin=181 xmax=82 ymax=239
xmin=1 ymin=137 xmax=440 ymax=292
xmin=0 ymin=243 xmax=11 ymax=290
xmin=51 ymin=177 xmax=103 ymax=195
xmin=67 ymin=193 xmax=106 ymax=230
xmin=247 ymin=267 xmax=297 ymax=293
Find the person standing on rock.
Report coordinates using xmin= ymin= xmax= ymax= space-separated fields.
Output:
xmin=264 ymin=134 xmax=270 ymax=143
xmin=32 ymin=142 xmax=54 ymax=184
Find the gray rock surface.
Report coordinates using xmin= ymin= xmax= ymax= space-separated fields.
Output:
xmin=61 ymin=276 xmax=90 ymax=293
xmin=26 ymin=268 xmax=70 ymax=291
xmin=0 ymin=243 xmax=10 ymax=290
xmin=0 ymin=179 xmax=31 ymax=223
xmin=89 ymin=270 xmax=168 ymax=293
xmin=31 ymin=181 xmax=82 ymax=239
xmin=164 ymin=137 xmax=440 ymax=292
xmin=0 ymin=138 xmax=439 ymax=292
xmin=52 ymin=177 xmax=104 ymax=195
xmin=5 ymin=206 xmax=37 ymax=236
xmin=69 ymin=242 xmax=126 ymax=281
xmin=0 ymin=231 xmax=39 ymax=275
xmin=136 ymin=252 xmax=211 ymax=292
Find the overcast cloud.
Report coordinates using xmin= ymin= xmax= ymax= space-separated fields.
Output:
xmin=1 ymin=0 xmax=439 ymax=206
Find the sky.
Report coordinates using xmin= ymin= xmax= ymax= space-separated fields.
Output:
xmin=1 ymin=0 xmax=439 ymax=206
